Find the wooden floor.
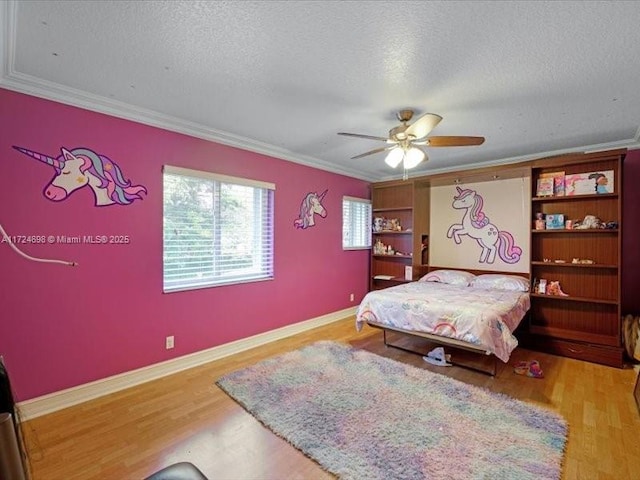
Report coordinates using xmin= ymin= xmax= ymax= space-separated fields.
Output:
xmin=20 ymin=316 xmax=640 ymax=480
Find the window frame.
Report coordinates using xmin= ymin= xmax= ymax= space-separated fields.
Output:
xmin=162 ymin=165 xmax=275 ymax=293
xmin=342 ymin=195 xmax=372 ymax=250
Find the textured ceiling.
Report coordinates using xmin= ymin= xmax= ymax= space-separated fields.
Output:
xmin=2 ymin=1 xmax=639 ymax=181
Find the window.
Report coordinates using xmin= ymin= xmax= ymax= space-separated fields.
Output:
xmin=342 ymin=196 xmax=371 ymax=250
xmin=163 ymin=165 xmax=274 ymax=292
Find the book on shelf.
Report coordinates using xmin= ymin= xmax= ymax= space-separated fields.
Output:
xmin=538 ymin=171 xmax=565 ymax=196
xmin=553 ymin=175 xmax=565 ymax=196
xmin=536 ymin=177 xmax=554 ymax=197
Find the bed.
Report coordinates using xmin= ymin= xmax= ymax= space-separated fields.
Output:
xmin=356 ymin=269 xmax=531 ymax=375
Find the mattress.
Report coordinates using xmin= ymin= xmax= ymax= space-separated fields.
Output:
xmin=356 ymin=281 xmax=531 ymax=362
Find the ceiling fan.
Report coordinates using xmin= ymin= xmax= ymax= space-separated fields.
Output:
xmin=338 ymin=109 xmax=485 ymax=170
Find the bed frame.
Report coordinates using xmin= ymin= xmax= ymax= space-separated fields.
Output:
xmin=366 ymin=266 xmax=530 ymax=377
xmin=366 ymin=321 xmax=499 ymax=376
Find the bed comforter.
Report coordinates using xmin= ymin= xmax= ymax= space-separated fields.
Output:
xmin=356 ymin=281 xmax=530 ymax=362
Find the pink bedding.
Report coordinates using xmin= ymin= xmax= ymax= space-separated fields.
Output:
xmin=356 ymin=281 xmax=530 ymax=362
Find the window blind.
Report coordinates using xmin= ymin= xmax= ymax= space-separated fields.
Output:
xmin=342 ymin=196 xmax=371 ymax=250
xmin=163 ymin=166 xmax=274 ymax=292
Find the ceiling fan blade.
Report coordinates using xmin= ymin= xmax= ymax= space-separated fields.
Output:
xmin=338 ymin=132 xmax=389 ymax=141
xmin=405 ymin=113 xmax=443 ymax=139
xmin=420 ymin=136 xmax=485 ymax=147
xmin=351 ymin=145 xmax=395 ymax=159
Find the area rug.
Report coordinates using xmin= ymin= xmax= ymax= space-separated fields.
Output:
xmin=216 ymin=341 xmax=567 ymax=479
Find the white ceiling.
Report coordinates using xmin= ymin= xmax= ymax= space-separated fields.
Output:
xmin=2 ymin=1 xmax=639 ymax=182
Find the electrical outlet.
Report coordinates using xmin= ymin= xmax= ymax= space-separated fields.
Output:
xmin=350 ymin=293 xmax=354 ymax=302
xmin=165 ymin=336 xmax=174 ymax=350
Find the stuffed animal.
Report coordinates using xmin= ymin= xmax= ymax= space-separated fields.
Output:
xmin=546 ymin=281 xmax=568 ymax=296
xmin=372 ymin=217 xmax=385 ymax=232
xmin=386 ymin=218 xmax=402 ymax=231
xmin=574 ymin=214 xmax=601 ymax=229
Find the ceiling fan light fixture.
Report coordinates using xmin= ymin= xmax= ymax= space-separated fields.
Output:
xmin=385 ymin=147 xmax=404 ymax=168
xmin=338 ymin=109 xmax=484 ymax=168
xmin=403 ymin=147 xmax=426 ymax=169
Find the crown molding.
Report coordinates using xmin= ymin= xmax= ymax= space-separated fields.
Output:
xmin=382 ymin=135 xmax=640 ymax=182
xmin=2 ymin=0 xmax=637 ymax=184
xmin=0 ymin=0 xmax=375 ymax=182
xmin=0 ymin=72 xmax=377 ymax=182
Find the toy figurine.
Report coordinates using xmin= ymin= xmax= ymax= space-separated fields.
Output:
xmin=574 ymin=214 xmax=601 ymax=229
xmin=572 ymin=258 xmax=595 ymax=264
xmin=374 ymin=239 xmax=385 ymax=255
xmin=373 ymin=217 xmax=385 ymax=232
xmin=387 ymin=218 xmax=402 ymax=231
xmin=546 ymin=281 xmax=568 ymax=296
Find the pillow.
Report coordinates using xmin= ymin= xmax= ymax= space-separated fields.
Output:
xmin=471 ymin=274 xmax=530 ymax=292
xmin=419 ymin=269 xmax=476 ymax=286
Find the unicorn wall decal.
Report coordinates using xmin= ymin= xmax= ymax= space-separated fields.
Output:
xmin=13 ymin=146 xmax=147 ymax=207
xmin=446 ymin=186 xmax=522 ymax=264
xmin=294 ymin=189 xmax=328 ymax=229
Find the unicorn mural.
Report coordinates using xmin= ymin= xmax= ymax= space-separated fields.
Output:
xmin=13 ymin=146 xmax=147 ymax=207
xmin=294 ymin=189 xmax=327 ymax=229
xmin=446 ymin=186 xmax=522 ymax=264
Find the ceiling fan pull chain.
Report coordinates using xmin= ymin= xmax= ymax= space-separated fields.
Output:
xmin=403 ymin=168 xmax=409 ymax=181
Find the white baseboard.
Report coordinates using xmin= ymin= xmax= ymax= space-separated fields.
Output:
xmin=18 ymin=307 xmax=356 ymax=420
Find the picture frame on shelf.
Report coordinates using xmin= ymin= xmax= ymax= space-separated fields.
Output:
xmin=565 ymin=170 xmax=614 ymax=195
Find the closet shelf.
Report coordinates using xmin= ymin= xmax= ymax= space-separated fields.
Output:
xmin=372 ymin=231 xmax=413 ymax=235
xmin=530 ymin=293 xmax=618 ymax=304
xmin=532 ymin=193 xmax=618 ymax=202
xmin=373 ymin=207 xmax=412 ymax=213
xmin=531 ymin=261 xmax=617 ymax=269
xmin=531 ymin=229 xmax=618 ymax=234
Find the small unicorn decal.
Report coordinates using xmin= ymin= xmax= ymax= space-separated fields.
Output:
xmin=294 ymin=189 xmax=327 ymax=229
xmin=446 ymin=186 xmax=522 ymax=264
xmin=13 ymin=146 xmax=147 ymax=207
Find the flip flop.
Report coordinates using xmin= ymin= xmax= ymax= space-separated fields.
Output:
xmin=423 ymin=355 xmax=452 ymax=367
xmin=427 ymin=347 xmax=445 ymax=360
xmin=527 ymin=361 xmax=544 ymax=378
xmin=514 ymin=361 xmax=529 ymax=374
xmin=426 ymin=347 xmax=451 ymax=362
xmin=514 ymin=360 xmax=544 ymax=378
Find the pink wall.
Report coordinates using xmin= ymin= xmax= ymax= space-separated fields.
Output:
xmin=622 ymin=150 xmax=640 ymax=314
xmin=0 ymin=88 xmax=371 ymax=401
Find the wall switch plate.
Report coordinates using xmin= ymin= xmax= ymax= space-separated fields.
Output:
xmin=350 ymin=293 xmax=354 ymax=302
xmin=165 ymin=336 xmax=174 ymax=349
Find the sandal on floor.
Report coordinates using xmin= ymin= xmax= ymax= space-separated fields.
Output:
xmin=423 ymin=347 xmax=452 ymax=367
xmin=514 ymin=360 xmax=544 ymax=378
